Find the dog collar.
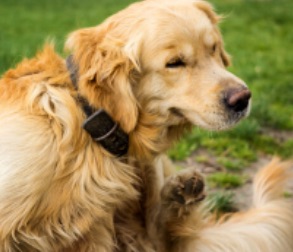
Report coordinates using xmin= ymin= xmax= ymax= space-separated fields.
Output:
xmin=66 ymin=55 xmax=129 ymax=157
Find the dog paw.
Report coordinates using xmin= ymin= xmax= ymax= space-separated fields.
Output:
xmin=162 ymin=168 xmax=205 ymax=205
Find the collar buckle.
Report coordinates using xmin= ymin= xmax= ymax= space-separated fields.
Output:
xmin=83 ymin=109 xmax=129 ymax=157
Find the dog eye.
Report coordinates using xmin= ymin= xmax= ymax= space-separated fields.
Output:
xmin=166 ymin=58 xmax=186 ymax=68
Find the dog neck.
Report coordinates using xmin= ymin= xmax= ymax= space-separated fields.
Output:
xmin=66 ymin=55 xmax=129 ymax=157
xmin=128 ymin=116 xmax=192 ymax=161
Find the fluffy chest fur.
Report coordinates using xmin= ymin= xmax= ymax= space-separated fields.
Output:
xmin=0 ymin=47 xmax=142 ymax=251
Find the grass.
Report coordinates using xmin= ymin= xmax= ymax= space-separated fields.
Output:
xmin=207 ymin=172 xmax=245 ymax=189
xmin=0 ymin=0 xmax=134 ymax=73
xmin=206 ymin=191 xmax=237 ymax=214
xmin=216 ymin=157 xmax=245 ymax=171
xmin=0 ymin=0 xmax=292 ymax=211
xmin=284 ymin=192 xmax=293 ymax=199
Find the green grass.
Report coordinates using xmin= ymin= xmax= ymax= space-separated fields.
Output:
xmin=284 ymin=192 xmax=293 ymax=199
xmin=0 ymin=0 xmax=134 ymax=73
xmin=217 ymin=157 xmax=245 ymax=171
xmin=0 ymin=0 xmax=292 ymax=164
xmin=206 ymin=191 xmax=238 ymax=214
xmin=207 ymin=172 xmax=246 ymax=189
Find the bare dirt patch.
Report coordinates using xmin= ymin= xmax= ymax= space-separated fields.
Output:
xmin=175 ymin=150 xmax=293 ymax=211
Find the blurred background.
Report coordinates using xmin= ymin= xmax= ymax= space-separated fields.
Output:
xmin=1 ymin=0 xmax=292 ymax=211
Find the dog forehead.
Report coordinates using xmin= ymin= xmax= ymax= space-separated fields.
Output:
xmin=141 ymin=10 xmax=215 ymax=58
xmin=135 ymin=4 xmax=218 ymax=70
xmin=155 ymin=1 xmax=213 ymax=29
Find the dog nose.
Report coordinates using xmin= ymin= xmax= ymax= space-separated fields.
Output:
xmin=225 ymin=88 xmax=251 ymax=112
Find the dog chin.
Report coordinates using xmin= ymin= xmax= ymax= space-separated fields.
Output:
xmin=175 ymin=108 xmax=250 ymax=132
xmin=214 ymin=110 xmax=250 ymax=131
xmin=227 ymin=105 xmax=251 ymax=126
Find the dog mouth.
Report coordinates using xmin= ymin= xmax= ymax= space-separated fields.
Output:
xmin=169 ymin=104 xmax=250 ymax=131
xmin=228 ymin=109 xmax=250 ymax=124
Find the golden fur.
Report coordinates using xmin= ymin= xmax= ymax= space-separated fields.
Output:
xmin=0 ymin=0 xmax=292 ymax=251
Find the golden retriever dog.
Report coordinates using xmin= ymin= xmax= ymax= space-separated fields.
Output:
xmin=0 ymin=0 xmax=292 ymax=251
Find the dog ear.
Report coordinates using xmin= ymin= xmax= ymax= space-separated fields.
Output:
xmin=65 ymin=26 xmax=140 ymax=133
xmin=220 ymin=47 xmax=231 ymax=67
xmin=195 ymin=1 xmax=231 ymax=67
xmin=195 ymin=1 xmax=221 ymax=24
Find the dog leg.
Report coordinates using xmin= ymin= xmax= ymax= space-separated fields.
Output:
xmin=157 ymin=159 xmax=293 ymax=252
xmin=156 ymin=168 xmax=206 ymax=251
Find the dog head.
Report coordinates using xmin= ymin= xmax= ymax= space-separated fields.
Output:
xmin=66 ymin=0 xmax=251 ymax=135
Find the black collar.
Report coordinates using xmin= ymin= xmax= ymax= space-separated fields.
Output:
xmin=66 ymin=55 xmax=129 ymax=157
